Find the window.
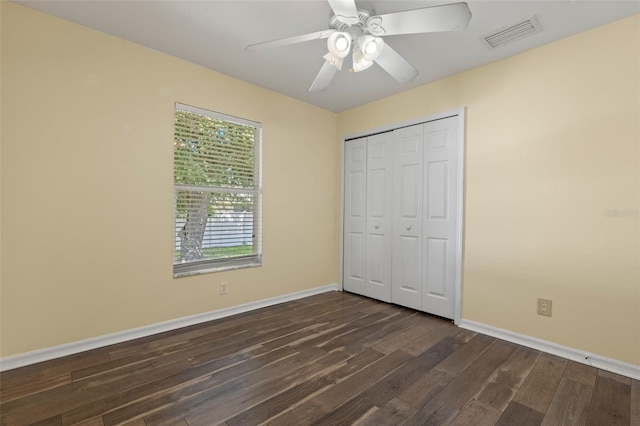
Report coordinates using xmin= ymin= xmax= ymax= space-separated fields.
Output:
xmin=173 ymin=103 xmax=262 ymax=276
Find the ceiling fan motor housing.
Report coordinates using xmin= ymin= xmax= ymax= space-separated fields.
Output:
xmin=330 ymin=9 xmax=375 ymax=36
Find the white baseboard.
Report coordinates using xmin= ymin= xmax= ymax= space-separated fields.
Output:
xmin=458 ymin=319 xmax=640 ymax=381
xmin=0 ymin=284 xmax=340 ymax=372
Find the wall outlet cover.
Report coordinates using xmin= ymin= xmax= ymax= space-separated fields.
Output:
xmin=537 ymin=298 xmax=552 ymax=317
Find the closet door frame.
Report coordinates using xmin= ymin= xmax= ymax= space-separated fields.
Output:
xmin=339 ymin=107 xmax=466 ymax=324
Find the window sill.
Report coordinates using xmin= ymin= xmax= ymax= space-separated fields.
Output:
xmin=173 ymin=259 xmax=262 ymax=278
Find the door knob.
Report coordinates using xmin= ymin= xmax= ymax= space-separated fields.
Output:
xmin=407 ymin=226 xmax=412 ymax=231
xmin=374 ymin=225 xmax=379 ymax=229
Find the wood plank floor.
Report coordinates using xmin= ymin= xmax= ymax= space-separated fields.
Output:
xmin=1 ymin=291 xmax=638 ymax=425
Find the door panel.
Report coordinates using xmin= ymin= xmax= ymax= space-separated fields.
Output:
xmin=369 ymin=170 xmax=386 ymax=217
xmin=425 ymin=237 xmax=447 ymax=296
xmin=423 ymin=117 xmax=459 ymax=318
xmin=365 ymin=132 xmax=393 ymax=302
xmin=427 ymin=161 xmax=448 ymax=220
xmin=392 ymin=124 xmax=423 ymax=310
xmin=368 ymin=234 xmax=385 ymax=284
xmin=399 ymin=235 xmax=421 ymax=292
xmin=401 ymin=164 xmax=421 ymax=218
xmin=349 ymin=172 xmax=365 ymax=217
xmin=343 ymin=138 xmax=367 ymax=295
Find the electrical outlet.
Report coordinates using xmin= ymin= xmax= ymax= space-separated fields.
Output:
xmin=537 ymin=298 xmax=552 ymax=317
xmin=220 ymin=282 xmax=228 ymax=295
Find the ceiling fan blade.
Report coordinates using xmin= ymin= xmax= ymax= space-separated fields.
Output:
xmin=374 ymin=43 xmax=419 ymax=83
xmin=327 ymin=0 xmax=358 ymax=19
xmin=309 ymin=61 xmax=338 ymax=92
xmin=246 ymin=29 xmax=336 ymax=51
xmin=369 ymin=2 xmax=472 ymax=36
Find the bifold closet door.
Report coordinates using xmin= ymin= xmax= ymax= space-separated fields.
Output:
xmin=422 ymin=116 xmax=459 ymax=319
xmin=391 ymin=124 xmax=424 ymax=310
xmin=343 ymin=115 xmax=461 ymax=319
xmin=364 ymin=132 xmax=393 ymax=302
xmin=343 ymin=137 xmax=367 ymax=296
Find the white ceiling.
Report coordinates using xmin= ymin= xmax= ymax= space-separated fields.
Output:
xmin=17 ymin=0 xmax=640 ymax=112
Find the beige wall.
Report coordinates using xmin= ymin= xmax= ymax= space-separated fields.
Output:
xmin=1 ymin=2 xmax=638 ymax=367
xmin=338 ymin=15 xmax=639 ymax=365
xmin=0 ymin=2 xmax=339 ymax=357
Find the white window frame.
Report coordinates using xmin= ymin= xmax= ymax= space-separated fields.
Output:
xmin=173 ymin=103 xmax=262 ymax=277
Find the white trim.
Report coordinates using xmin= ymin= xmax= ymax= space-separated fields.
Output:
xmin=175 ymin=102 xmax=262 ymax=128
xmin=453 ymin=109 xmax=465 ymax=325
xmin=338 ymin=134 xmax=346 ymax=292
xmin=459 ymin=319 xmax=640 ymax=381
xmin=338 ymin=107 xmax=465 ymax=323
xmin=0 ymin=284 xmax=339 ymax=372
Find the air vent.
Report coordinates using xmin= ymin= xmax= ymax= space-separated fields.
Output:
xmin=482 ymin=16 xmax=543 ymax=49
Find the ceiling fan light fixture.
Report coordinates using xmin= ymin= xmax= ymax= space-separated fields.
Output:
xmin=365 ymin=41 xmax=377 ymax=54
xmin=358 ymin=35 xmax=384 ymax=61
xmin=327 ymin=32 xmax=352 ymax=58
xmin=336 ymin=37 xmax=349 ymax=51
xmin=351 ymin=49 xmax=374 ymax=73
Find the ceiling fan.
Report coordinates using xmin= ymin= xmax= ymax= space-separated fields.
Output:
xmin=246 ymin=0 xmax=472 ymax=92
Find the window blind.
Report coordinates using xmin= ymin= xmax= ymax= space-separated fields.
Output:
xmin=173 ymin=103 xmax=261 ymax=276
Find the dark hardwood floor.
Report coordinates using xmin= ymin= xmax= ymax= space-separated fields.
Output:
xmin=1 ymin=291 xmax=638 ymax=425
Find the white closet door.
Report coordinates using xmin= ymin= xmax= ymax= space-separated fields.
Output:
xmin=343 ymin=137 xmax=367 ymax=296
xmin=365 ymin=132 xmax=393 ymax=302
xmin=392 ymin=124 xmax=424 ymax=310
xmin=422 ymin=116 xmax=459 ymax=319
